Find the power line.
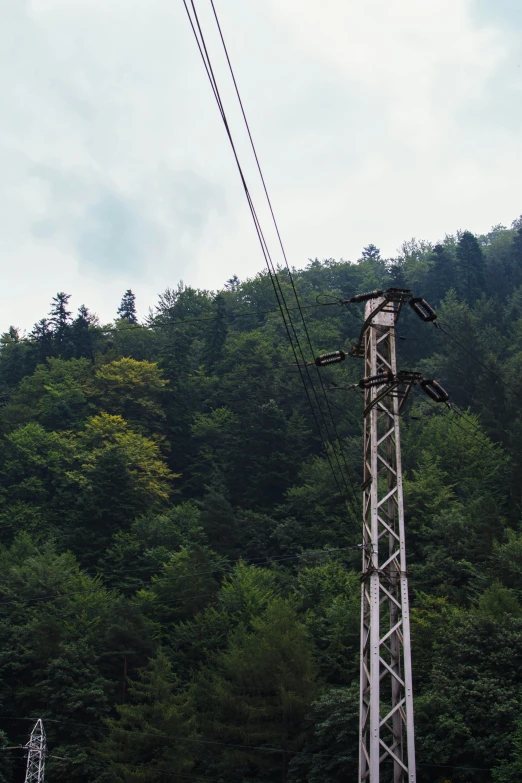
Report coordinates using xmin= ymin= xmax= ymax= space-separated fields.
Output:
xmin=420 ymin=399 xmax=506 ymax=460
xmin=1 ymin=717 xmax=494 ymax=773
xmin=0 ymin=546 xmax=364 ymax=607
xmin=207 ymin=0 xmax=360 ymax=505
xmin=433 ymin=320 xmax=518 ymax=397
xmin=7 ymin=298 xmax=346 ymax=341
xmin=182 ymin=1 xmax=356 ymax=506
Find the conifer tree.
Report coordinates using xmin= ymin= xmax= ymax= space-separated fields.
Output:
xmin=193 ymin=599 xmax=317 ymax=781
xmin=388 ymin=261 xmax=407 ymax=288
xmin=117 ymin=290 xmax=138 ymax=324
xmin=510 ymin=226 xmax=522 ymax=289
xmin=361 ymin=243 xmax=381 ymax=260
xmin=456 ymin=231 xmax=485 ymax=303
xmin=96 ymin=649 xmax=192 ymax=783
xmin=224 ymin=274 xmax=241 ymax=291
xmin=205 ymin=293 xmax=228 ymax=369
xmin=425 ymin=243 xmax=456 ymax=303
xmin=30 ymin=317 xmax=54 ymax=362
xmin=71 ymin=305 xmax=96 ymax=359
xmin=49 ymin=292 xmax=72 ymax=344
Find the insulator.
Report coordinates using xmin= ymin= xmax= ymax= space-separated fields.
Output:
xmin=409 ymin=297 xmax=437 ymax=322
xmin=348 ymin=290 xmax=384 ymax=304
xmin=315 ymin=350 xmax=346 ymax=366
xmin=420 ymin=379 xmax=449 ymax=402
xmin=386 ymin=287 xmax=412 ymax=298
xmin=359 ymin=370 xmax=394 ymax=388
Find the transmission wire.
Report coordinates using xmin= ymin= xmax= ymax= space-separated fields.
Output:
xmin=207 ymin=0 xmax=360 ymax=506
xmin=182 ymin=1 xmax=354 ymax=504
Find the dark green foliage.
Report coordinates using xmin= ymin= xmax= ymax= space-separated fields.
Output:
xmin=493 ymin=720 xmax=522 ymax=782
xmin=0 ymin=731 xmax=13 ymax=783
xmin=287 ymin=686 xmax=359 ymax=783
xmin=425 ymin=243 xmax=456 ymax=303
xmin=456 ymin=230 xmax=486 ymax=303
xmin=190 ymin=598 xmax=318 ymax=781
xmin=117 ymin=290 xmax=138 ymax=324
xmin=1 ymin=221 xmax=522 ymax=782
xmin=361 ymin=244 xmax=381 ymax=260
xmin=96 ymin=649 xmax=193 ymax=783
xmin=50 ymin=292 xmax=72 ymax=343
xmin=416 ymin=613 xmax=522 ymax=783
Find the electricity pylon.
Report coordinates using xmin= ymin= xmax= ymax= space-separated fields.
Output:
xmin=357 ymin=292 xmax=416 ymax=783
xmin=24 ymin=720 xmax=46 ymax=783
xmin=315 ymin=287 xmax=447 ymax=783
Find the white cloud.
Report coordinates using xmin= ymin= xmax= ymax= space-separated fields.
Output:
xmin=0 ymin=0 xmax=520 ymax=330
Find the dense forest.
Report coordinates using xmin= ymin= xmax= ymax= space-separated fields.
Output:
xmin=1 ymin=219 xmax=522 ymax=783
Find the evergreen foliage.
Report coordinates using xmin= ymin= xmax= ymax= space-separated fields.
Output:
xmin=1 ymin=220 xmax=522 ymax=781
xmin=117 ymin=291 xmax=138 ymax=324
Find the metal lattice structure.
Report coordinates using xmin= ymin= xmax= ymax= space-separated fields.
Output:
xmin=24 ymin=720 xmax=46 ymax=783
xmin=359 ymin=295 xmax=416 ymax=783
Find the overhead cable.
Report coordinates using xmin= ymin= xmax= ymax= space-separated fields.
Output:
xmin=182 ymin=0 xmax=357 ymax=505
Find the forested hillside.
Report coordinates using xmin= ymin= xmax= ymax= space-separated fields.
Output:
xmin=1 ymin=220 xmax=522 ymax=783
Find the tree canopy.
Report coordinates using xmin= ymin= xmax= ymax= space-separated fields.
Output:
xmin=1 ymin=218 xmax=522 ymax=782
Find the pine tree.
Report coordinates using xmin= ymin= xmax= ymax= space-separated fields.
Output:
xmin=224 ymin=275 xmax=241 ymax=291
xmin=361 ymin=244 xmax=381 ymax=260
xmin=96 ymin=650 xmax=192 ymax=783
xmin=193 ymin=599 xmax=318 ymax=781
xmin=388 ymin=261 xmax=407 ymax=289
xmin=456 ymin=231 xmax=485 ymax=303
xmin=71 ymin=305 xmax=95 ymax=359
xmin=493 ymin=719 xmax=522 ymax=782
xmin=510 ymin=226 xmax=522 ymax=289
xmin=205 ymin=293 xmax=228 ymax=369
xmin=30 ymin=317 xmax=54 ymax=362
xmin=49 ymin=292 xmax=72 ymax=343
xmin=117 ymin=290 xmax=138 ymax=324
xmin=425 ymin=243 xmax=456 ymax=303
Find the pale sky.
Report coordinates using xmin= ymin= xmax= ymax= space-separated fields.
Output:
xmin=1 ymin=0 xmax=521 ymax=331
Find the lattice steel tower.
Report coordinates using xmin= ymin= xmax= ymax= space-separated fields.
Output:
xmin=357 ymin=292 xmax=416 ymax=783
xmin=24 ymin=720 xmax=46 ymax=783
xmin=316 ymin=288 xmax=444 ymax=782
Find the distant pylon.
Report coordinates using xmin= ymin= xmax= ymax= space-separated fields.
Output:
xmin=24 ymin=720 xmax=46 ymax=783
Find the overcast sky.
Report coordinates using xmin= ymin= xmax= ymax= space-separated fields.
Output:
xmin=1 ymin=0 xmax=521 ymax=331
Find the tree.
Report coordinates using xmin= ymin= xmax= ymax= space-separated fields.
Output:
xmin=70 ymin=413 xmax=174 ymax=539
xmin=387 ymin=261 xmax=407 ymax=288
xmin=0 ymin=731 xmax=13 ymax=783
xmin=142 ymin=543 xmax=225 ymax=624
xmin=361 ymin=244 xmax=381 ymax=260
xmin=456 ymin=231 xmax=485 ymax=303
xmin=96 ymin=649 xmax=193 ymax=783
xmin=224 ymin=275 xmax=241 ymax=291
xmin=493 ymin=720 xmax=522 ymax=782
xmin=92 ymin=358 xmax=167 ymax=434
xmin=205 ymin=292 xmax=228 ymax=369
xmin=510 ymin=225 xmax=522 ymax=290
xmin=287 ymin=686 xmax=359 ymax=783
xmin=49 ymin=292 xmax=73 ymax=354
xmin=0 ymin=358 xmax=92 ymax=433
xmin=297 ymin=561 xmax=360 ymax=684
xmin=30 ymin=318 xmax=54 ymax=362
xmin=0 ymin=327 xmax=35 ymax=391
xmin=38 ymin=639 xmax=112 ymax=783
xmin=117 ymin=290 xmax=138 ymax=324
xmin=191 ymin=598 xmax=318 ymax=781
xmin=415 ymin=613 xmax=522 ymax=783
xmin=425 ymin=243 xmax=456 ymax=303
xmin=71 ymin=305 xmax=97 ymax=359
